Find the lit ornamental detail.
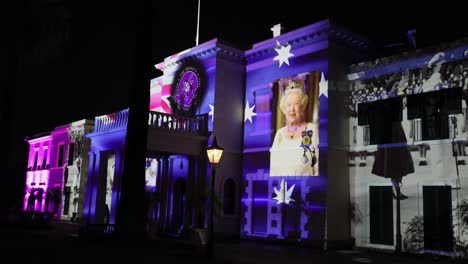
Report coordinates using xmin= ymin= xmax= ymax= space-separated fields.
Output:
xmin=244 ymin=101 xmax=257 ymax=123
xmin=273 ymin=41 xmax=294 ymax=67
xmin=273 ymin=179 xmax=295 ymax=205
xmin=208 ymin=104 xmax=215 ymax=122
xmin=319 ymin=72 xmax=328 ymax=98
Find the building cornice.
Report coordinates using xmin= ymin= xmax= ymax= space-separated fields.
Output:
xmin=155 ymin=38 xmax=245 ymax=72
xmin=245 ymin=19 xmax=368 ymax=61
xmin=27 ymin=134 xmax=53 ymax=144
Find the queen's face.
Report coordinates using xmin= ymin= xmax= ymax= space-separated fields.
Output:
xmin=285 ymin=92 xmax=303 ymax=125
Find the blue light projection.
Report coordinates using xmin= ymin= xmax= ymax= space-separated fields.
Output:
xmin=240 ymin=20 xmax=335 ymax=240
xmin=242 ymin=54 xmax=329 ymax=239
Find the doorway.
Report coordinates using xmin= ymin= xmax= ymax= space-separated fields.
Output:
xmin=423 ymin=185 xmax=453 ymax=252
xmin=369 ymin=185 xmax=394 ymax=245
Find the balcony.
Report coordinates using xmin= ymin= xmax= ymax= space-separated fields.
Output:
xmin=148 ymin=111 xmax=209 ymax=136
xmin=92 ymin=109 xmax=210 ymax=156
xmin=94 ymin=108 xmax=209 ymax=136
xmin=147 ymin=112 xmax=210 ymax=156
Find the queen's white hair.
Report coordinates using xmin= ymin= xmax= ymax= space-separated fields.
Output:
xmin=279 ymin=87 xmax=308 ymax=114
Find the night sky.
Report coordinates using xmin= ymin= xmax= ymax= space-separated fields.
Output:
xmin=3 ymin=0 xmax=467 ymax=210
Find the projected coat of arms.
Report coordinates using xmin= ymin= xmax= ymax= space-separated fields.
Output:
xmin=169 ymin=61 xmax=205 ymax=116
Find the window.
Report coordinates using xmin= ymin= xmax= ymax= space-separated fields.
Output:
xmin=223 ymin=179 xmax=235 ymax=215
xmin=407 ymin=88 xmax=462 ymax=141
xmin=358 ymin=88 xmax=462 ymax=144
xmin=41 ymin=149 xmax=48 ymax=170
xmin=62 ymin=186 xmax=71 ymax=215
xmin=68 ymin=142 xmax=75 ymax=166
xmin=57 ymin=145 xmax=64 ymax=167
xmin=253 ymin=88 xmax=272 ymax=133
xmin=358 ymin=97 xmax=403 ymax=145
xmin=422 ymin=91 xmax=449 ymax=140
xmin=33 ymin=151 xmax=39 ymax=170
xmin=423 ymin=186 xmax=453 ymax=251
xmin=252 ymin=181 xmax=268 ymax=234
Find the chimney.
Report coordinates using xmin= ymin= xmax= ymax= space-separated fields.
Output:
xmin=407 ymin=29 xmax=416 ymax=49
xmin=271 ymin=24 xmax=282 ymax=37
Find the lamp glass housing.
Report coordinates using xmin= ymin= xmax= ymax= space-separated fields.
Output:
xmin=206 ymin=136 xmax=224 ymax=164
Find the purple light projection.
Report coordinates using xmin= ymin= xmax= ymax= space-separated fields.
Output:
xmin=83 ymin=109 xmax=128 ymax=224
xmin=24 ymin=171 xmax=50 ymax=212
xmin=24 ymin=135 xmax=53 ymax=212
xmin=174 ymin=69 xmax=199 ymax=109
xmin=153 ymin=40 xmax=216 ymax=132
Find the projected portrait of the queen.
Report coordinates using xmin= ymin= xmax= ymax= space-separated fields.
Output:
xmin=270 ymin=72 xmax=320 ymax=176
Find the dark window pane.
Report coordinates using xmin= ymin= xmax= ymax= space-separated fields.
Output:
xmin=57 ymin=145 xmax=64 ymax=167
xmin=369 ymin=98 xmax=403 ymax=145
xmin=68 ymin=143 xmax=75 ymax=166
xmin=422 ymin=91 xmax=449 ymax=140
xmin=358 ymin=102 xmax=370 ymax=126
xmin=407 ymin=93 xmax=423 ymax=120
xmin=446 ymin=87 xmax=462 ymax=115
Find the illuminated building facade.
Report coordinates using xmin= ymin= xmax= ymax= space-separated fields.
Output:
xmin=348 ymin=41 xmax=468 ymax=254
xmin=24 ymin=119 xmax=94 ymax=221
xmin=21 ymin=19 xmax=468 ymax=255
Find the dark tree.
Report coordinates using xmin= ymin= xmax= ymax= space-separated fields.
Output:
xmin=116 ymin=0 xmax=152 ymax=240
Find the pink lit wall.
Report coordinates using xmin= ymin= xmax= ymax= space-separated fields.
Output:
xmin=24 ymin=135 xmax=52 ymax=212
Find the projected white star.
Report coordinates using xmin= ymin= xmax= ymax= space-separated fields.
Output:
xmin=244 ymin=101 xmax=257 ymax=123
xmin=208 ymin=104 xmax=214 ymax=122
xmin=273 ymin=40 xmax=294 ymax=67
xmin=319 ymin=72 xmax=328 ymax=98
xmin=273 ymin=179 xmax=295 ymax=205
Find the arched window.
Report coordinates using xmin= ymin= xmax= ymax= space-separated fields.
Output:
xmin=223 ymin=178 xmax=235 ymax=215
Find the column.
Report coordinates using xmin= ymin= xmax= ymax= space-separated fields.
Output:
xmin=83 ymin=151 xmax=99 ymax=224
xmin=184 ymin=155 xmax=195 ymax=229
xmin=158 ymin=155 xmax=170 ymax=232
xmin=195 ymin=153 xmax=208 ymax=228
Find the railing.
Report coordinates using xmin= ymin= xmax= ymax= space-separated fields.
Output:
xmin=411 ymin=119 xmax=422 ymax=142
xmin=410 ymin=117 xmax=461 ymax=142
xmin=94 ymin=108 xmax=129 ymax=133
xmin=79 ymin=224 xmax=117 ymax=239
xmin=449 ymin=114 xmax=458 ymax=139
xmin=148 ymin=111 xmax=209 ymax=136
xmin=93 ymin=108 xmax=209 ymax=136
xmin=363 ymin=125 xmax=370 ymax=146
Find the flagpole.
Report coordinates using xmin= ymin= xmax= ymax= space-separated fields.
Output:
xmin=195 ymin=0 xmax=200 ymax=46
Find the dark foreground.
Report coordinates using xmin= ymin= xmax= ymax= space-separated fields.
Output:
xmin=1 ymin=220 xmax=465 ymax=264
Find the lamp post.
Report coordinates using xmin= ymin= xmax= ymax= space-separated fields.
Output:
xmin=205 ymin=136 xmax=224 ymax=259
xmin=395 ymin=184 xmax=402 ymax=254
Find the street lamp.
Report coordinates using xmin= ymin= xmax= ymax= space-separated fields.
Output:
xmin=205 ymin=136 xmax=224 ymax=258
